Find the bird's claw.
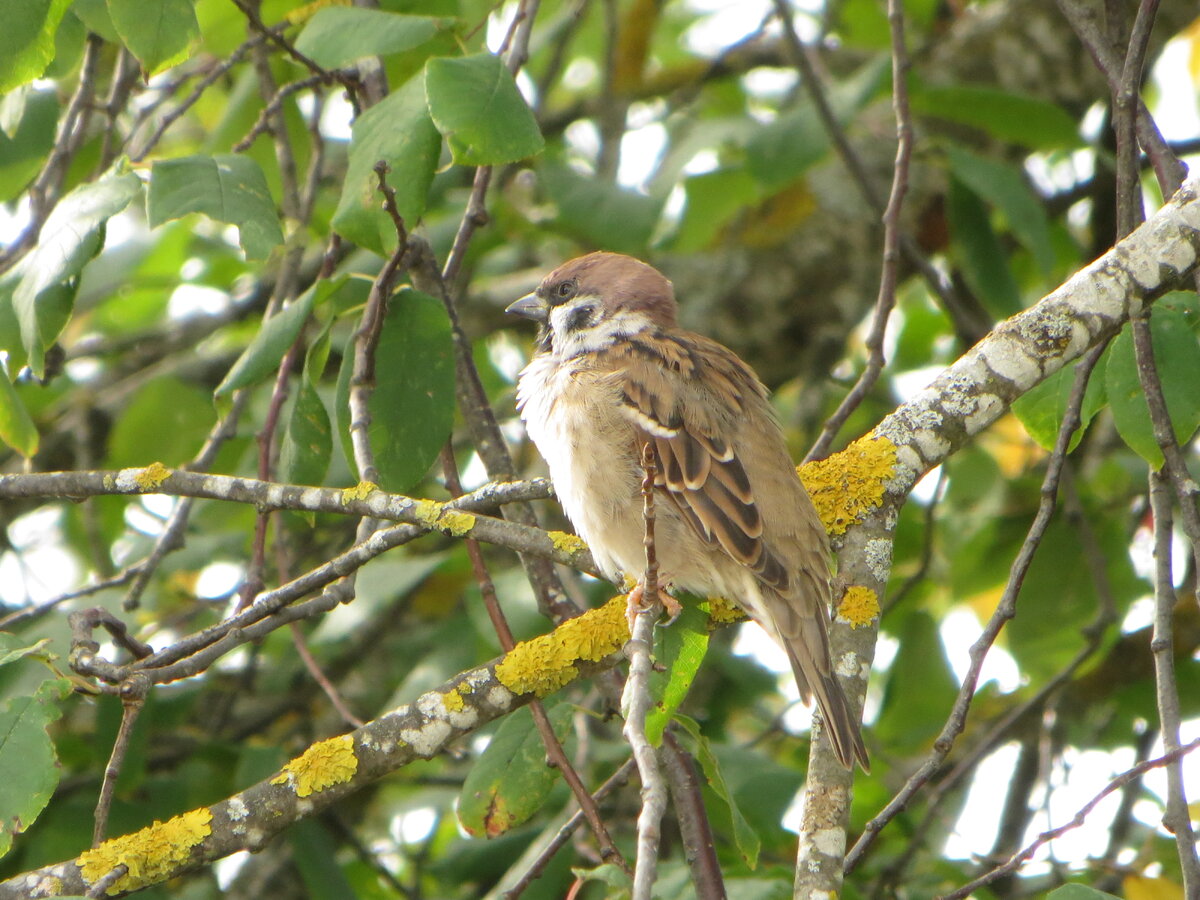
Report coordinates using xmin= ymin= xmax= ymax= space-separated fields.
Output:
xmin=625 ymin=581 xmax=681 ymax=632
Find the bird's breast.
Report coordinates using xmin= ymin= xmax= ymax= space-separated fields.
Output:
xmin=516 ymin=355 xmax=647 ymax=579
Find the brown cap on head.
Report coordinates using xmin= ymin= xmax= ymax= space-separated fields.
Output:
xmin=541 ymin=252 xmax=678 ymax=328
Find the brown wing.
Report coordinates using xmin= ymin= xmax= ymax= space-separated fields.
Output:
xmin=614 ymin=331 xmax=791 ymax=592
xmin=615 ymin=330 xmax=869 ymax=770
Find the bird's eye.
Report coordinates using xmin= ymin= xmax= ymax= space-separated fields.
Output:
xmin=555 ymin=280 xmax=576 ymax=300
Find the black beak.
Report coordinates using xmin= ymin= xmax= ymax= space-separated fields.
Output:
xmin=505 ymin=292 xmax=547 ymax=323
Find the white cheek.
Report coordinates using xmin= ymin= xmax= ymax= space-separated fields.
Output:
xmin=547 ymin=304 xmax=654 ymax=359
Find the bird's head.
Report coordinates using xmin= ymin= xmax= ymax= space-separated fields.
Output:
xmin=506 ymin=252 xmax=678 ymax=357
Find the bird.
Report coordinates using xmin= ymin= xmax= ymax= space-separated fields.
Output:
xmin=506 ymin=251 xmax=868 ymax=770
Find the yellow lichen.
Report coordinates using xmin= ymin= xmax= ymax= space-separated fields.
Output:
xmin=78 ymin=807 xmax=212 ymax=894
xmin=103 ymin=474 xmax=115 ymax=489
xmin=271 ymin=734 xmax=358 ymax=798
xmin=410 ymin=499 xmax=476 ymax=536
xmin=443 ymin=686 xmax=466 ymax=712
xmin=495 ymin=596 xmax=630 ymax=697
xmin=134 ymin=462 xmax=171 ymax=490
xmin=705 ymin=595 xmax=746 ymax=625
xmin=437 ymin=509 xmax=476 ymax=537
xmin=341 ymin=481 xmax=378 ymax=503
xmin=411 ymin=498 xmax=442 ymax=526
xmin=548 ymin=531 xmax=589 ymax=556
xmin=837 ymin=586 xmax=880 ymax=628
xmin=799 ymin=434 xmax=897 ymax=536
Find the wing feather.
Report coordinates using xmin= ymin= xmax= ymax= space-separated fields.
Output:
xmin=617 ymin=334 xmax=788 ymax=590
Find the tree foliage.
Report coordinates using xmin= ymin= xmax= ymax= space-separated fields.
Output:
xmin=0 ymin=1 xmax=1198 ymax=898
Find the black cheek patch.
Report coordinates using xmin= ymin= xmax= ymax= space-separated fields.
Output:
xmin=565 ymin=305 xmax=594 ymax=332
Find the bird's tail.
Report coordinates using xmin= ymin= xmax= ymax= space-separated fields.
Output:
xmin=779 ymin=612 xmax=869 ymax=771
xmin=782 ymin=648 xmax=868 ymax=777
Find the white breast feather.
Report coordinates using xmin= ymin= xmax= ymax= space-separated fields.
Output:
xmin=516 ymin=354 xmax=643 ymax=581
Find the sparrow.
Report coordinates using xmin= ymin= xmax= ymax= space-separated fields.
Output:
xmin=506 ymin=252 xmax=868 ymax=770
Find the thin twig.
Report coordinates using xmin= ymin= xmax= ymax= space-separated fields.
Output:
xmin=92 ymin=676 xmax=149 ymax=846
xmin=290 ymin=622 xmax=363 ymax=727
xmin=96 ymin=48 xmax=140 ymax=173
xmin=1056 ymin=0 xmax=1187 ymax=192
xmin=937 ymin=737 xmax=1200 ymax=899
xmin=237 ymin=333 xmax=306 ymax=611
xmin=869 ymin=614 xmax=1114 ymax=890
xmin=662 ymin=730 xmax=726 ymax=900
xmin=771 ymin=0 xmax=882 ymax=209
xmin=1108 ymin=6 xmax=1200 ymax=883
xmin=771 ymin=0 xmax=960 ymax=457
xmin=501 ymin=758 xmax=636 ymax=899
xmin=229 ymin=0 xmax=353 ymax=89
xmin=805 ymin=0 xmax=913 ymax=460
xmin=1147 ymin=471 xmax=1200 ymax=890
xmin=348 ymin=163 xmax=410 ymax=485
xmin=0 ymin=567 xmax=142 ymax=630
xmin=623 ymin=443 xmax=666 ymax=900
xmin=234 ymin=72 xmax=332 ymax=152
xmin=128 ymin=31 xmax=274 ymax=162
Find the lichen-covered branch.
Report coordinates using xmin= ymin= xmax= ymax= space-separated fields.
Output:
xmin=0 ymin=469 xmax=592 ymax=575
xmin=792 ymin=180 xmax=1200 ymax=894
xmin=0 ymin=596 xmax=634 ymax=899
xmin=876 ymin=181 xmax=1200 ymax=494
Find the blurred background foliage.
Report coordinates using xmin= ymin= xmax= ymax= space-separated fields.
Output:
xmin=0 ymin=0 xmax=1198 ymax=897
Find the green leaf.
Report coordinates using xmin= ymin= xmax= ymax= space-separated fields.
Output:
xmin=104 ymin=376 xmax=215 ymax=468
xmin=13 ymin=169 xmax=141 ymax=378
xmin=0 ymin=679 xmax=70 ymax=858
xmin=147 ymin=154 xmax=283 ymax=260
xmin=874 ymin=610 xmax=957 ymax=754
xmin=674 ymin=715 xmax=761 ymax=868
xmin=425 ymin=52 xmax=544 ymax=166
xmin=571 ymin=863 xmax=631 ymax=893
xmin=1045 ymin=885 xmax=1122 ymax=900
xmin=670 ymin=168 xmax=760 ymax=253
xmin=0 ymin=0 xmax=73 ymax=92
xmin=1105 ymin=302 xmax=1200 ymax=468
xmin=744 ymin=104 xmax=829 ymax=191
xmin=0 ymin=89 xmax=57 ymax=202
xmin=1011 ymin=355 xmax=1107 ymax=453
xmin=337 ymin=288 xmax=455 ymax=491
xmin=0 ymin=638 xmax=52 ymax=669
xmin=1007 ymin=518 xmax=1141 ymax=680
xmin=457 ymin=701 xmax=573 ymax=837
xmin=540 ymin=162 xmax=664 ymax=256
xmin=279 ymin=377 xmax=332 ymax=486
xmin=744 ymin=58 xmax=885 ymax=190
xmin=293 ymin=7 xmax=454 ymax=69
xmin=911 ymin=84 xmax=1082 ymax=150
xmin=331 ymin=75 xmax=440 ymax=256
xmin=71 ymin=0 xmax=118 ymax=42
xmin=213 ymin=287 xmax=316 ymax=399
xmin=945 ymin=145 xmax=1054 ymax=275
xmin=644 ymin=599 xmax=709 ymax=746
xmin=108 ymin=0 xmax=199 ymax=74
xmin=289 ymin=819 xmax=357 ymax=900
xmin=947 ymin=176 xmax=1021 ymax=318
xmin=0 ymin=365 xmax=38 ymax=458
xmin=45 ymin=9 xmax=86 ymax=79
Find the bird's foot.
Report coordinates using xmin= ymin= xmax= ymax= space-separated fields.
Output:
xmin=625 ymin=580 xmax=682 ymax=632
